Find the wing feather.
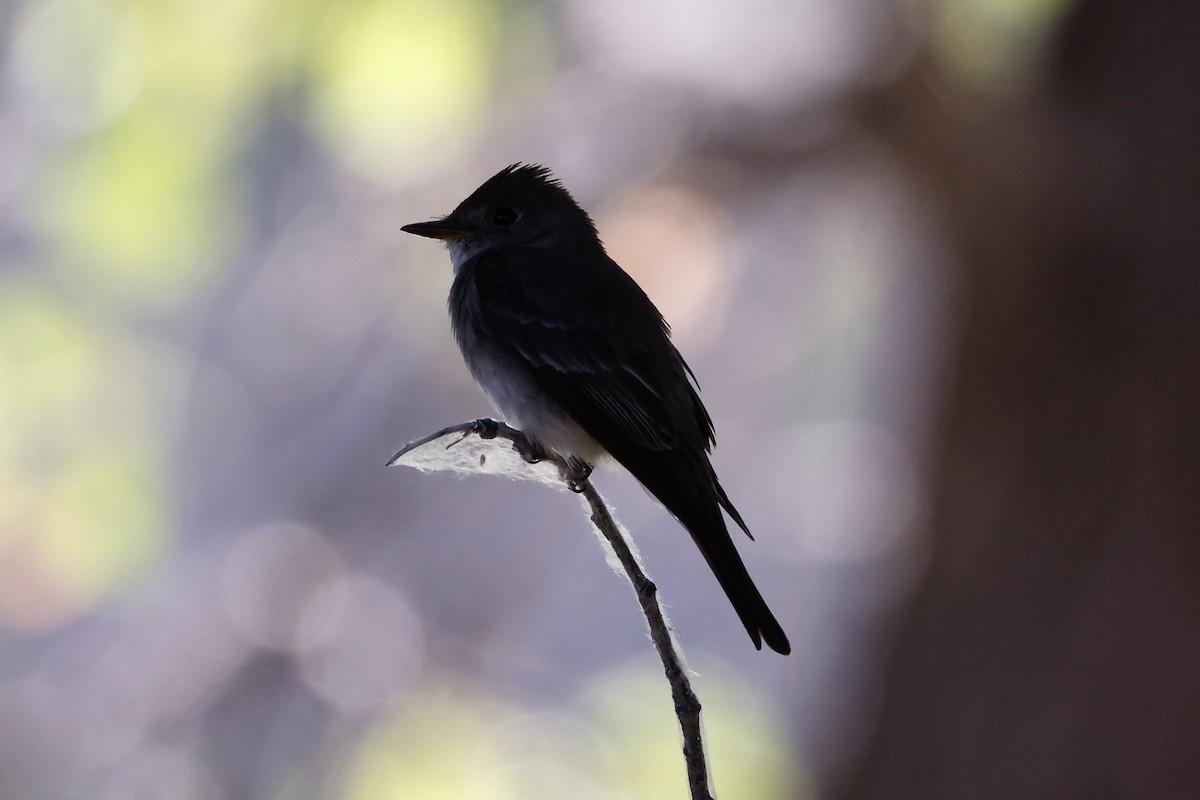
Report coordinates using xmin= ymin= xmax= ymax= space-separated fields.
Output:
xmin=468 ymin=249 xmax=699 ymax=453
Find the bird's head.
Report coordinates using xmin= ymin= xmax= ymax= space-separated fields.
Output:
xmin=402 ymin=164 xmax=599 ymax=268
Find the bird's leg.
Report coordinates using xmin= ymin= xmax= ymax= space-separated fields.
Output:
xmin=565 ymin=456 xmax=594 ymax=493
xmin=471 ymin=418 xmax=500 ymax=439
xmin=512 ymin=434 xmax=547 ymax=465
xmin=469 ymin=417 xmax=547 ymax=464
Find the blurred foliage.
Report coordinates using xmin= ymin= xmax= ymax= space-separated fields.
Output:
xmin=930 ymin=0 xmax=1078 ymax=87
xmin=307 ymin=0 xmax=503 ymax=180
xmin=40 ymin=110 xmax=232 ymax=303
xmin=0 ymin=284 xmax=169 ymax=628
xmin=343 ymin=667 xmax=804 ymax=800
xmin=581 ymin=665 xmax=807 ymax=800
xmin=344 ymin=685 xmax=521 ymax=800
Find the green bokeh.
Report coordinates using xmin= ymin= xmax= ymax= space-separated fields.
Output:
xmin=0 ymin=285 xmax=170 ymax=627
xmin=582 ymin=664 xmax=806 ymax=800
xmin=340 ymin=667 xmax=805 ymax=800
xmin=342 ymin=685 xmax=513 ymax=799
xmin=38 ymin=112 xmax=231 ymax=304
xmin=931 ymin=0 xmax=1078 ymax=87
xmin=307 ymin=0 xmax=502 ymax=181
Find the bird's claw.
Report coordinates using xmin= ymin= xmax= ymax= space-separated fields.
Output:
xmin=472 ymin=418 xmax=500 ymax=439
xmin=512 ymin=435 xmax=547 ymax=465
xmin=565 ymin=457 xmax=593 ymax=493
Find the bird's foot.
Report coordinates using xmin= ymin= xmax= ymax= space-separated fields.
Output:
xmin=565 ymin=457 xmax=593 ymax=493
xmin=471 ymin=418 xmax=500 ymax=439
xmin=512 ymin=435 xmax=547 ymax=465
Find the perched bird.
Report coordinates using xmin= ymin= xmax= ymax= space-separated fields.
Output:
xmin=402 ymin=164 xmax=790 ymax=654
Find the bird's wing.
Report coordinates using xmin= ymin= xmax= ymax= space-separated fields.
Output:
xmin=467 ymin=249 xmax=706 ymax=454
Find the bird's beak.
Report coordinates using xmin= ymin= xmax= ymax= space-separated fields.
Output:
xmin=401 ymin=219 xmax=473 ymax=240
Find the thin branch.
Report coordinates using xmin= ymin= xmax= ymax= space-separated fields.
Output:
xmin=571 ymin=468 xmax=713 ymax=800
xmin=389 ymin=419 xmax=715 ymax=800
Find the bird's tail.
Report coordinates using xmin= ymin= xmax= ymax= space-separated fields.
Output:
xmin=626 ymin=451 xmax=791 ymax=655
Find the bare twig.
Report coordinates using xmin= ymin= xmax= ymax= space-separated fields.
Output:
xmin=388 ymin=419 xmax=715 ymax=800
xmin=571 ymin=470 xmax=714 ymax=800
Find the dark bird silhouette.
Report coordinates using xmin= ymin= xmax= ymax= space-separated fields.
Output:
xmin=403 ymin=164 xmax=790 ymax=654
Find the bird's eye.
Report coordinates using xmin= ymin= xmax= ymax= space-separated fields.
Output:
xmin=490 ymin=207 xmax=518 ymax=226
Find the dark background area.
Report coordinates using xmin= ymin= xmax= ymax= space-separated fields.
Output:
xmin=847 ymin=1 xmax=1200 ymax=796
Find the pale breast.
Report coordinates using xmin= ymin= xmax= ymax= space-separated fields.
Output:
xmin=455 ymin=313 xmax=607 ymax=464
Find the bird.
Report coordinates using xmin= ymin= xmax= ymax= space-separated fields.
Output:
xmin=402 ymin=164 xmax=790 ymax=654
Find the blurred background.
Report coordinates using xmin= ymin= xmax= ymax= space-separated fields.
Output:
xmin=1 ymin=0 xmax=1197 ymax=798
